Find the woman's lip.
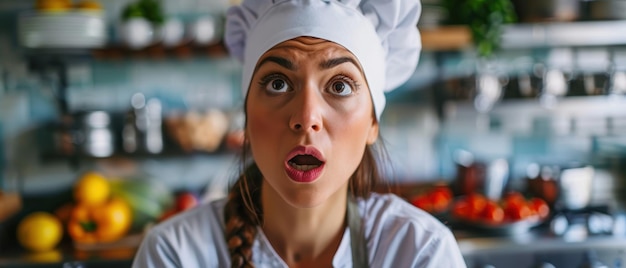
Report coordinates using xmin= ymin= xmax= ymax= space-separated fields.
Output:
xmin=285 ymin=145 xmax=326 ymax=163
xmin=284 ymin=145 xmax=326 ymax=183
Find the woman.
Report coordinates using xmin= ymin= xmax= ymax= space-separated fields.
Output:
xmin=133 ymin=0 xmax=467 ymax=267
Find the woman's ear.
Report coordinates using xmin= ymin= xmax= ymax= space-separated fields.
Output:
xmin=366 ymin=119 xmax=379 ymax=145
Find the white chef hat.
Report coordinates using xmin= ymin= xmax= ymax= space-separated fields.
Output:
xmin=225 ymin=0 xmax=421 ymax=120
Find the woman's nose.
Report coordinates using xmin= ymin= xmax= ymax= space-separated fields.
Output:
xmin=289 ymin=88 xmax=323 ymax=132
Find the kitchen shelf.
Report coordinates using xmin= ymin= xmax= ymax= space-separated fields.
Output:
xmin=23 ymin=20 xmax=626 ymax=58
xmin=502 ymin=20 xmax=626 ymax=49
xmin=422 ymin=20 xmax=626 ymax=52
xmin=91 ymin=41 xmax=228 ymax=60
xmin=421 ymin=26 xmax=472 ymax=51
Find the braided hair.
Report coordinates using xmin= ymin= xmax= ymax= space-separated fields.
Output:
xmin=224 ymin=156 xmax=262 ymax=268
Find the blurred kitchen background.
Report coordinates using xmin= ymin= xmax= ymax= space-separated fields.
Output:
xmin=1 ymin=0 xmax=626 ymax=267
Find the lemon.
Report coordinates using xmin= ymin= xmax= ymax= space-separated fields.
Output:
xmin=74 ymin=171 xmax=110 ymax=205
xmin=17 ymin=212 xmax=63 ymax=252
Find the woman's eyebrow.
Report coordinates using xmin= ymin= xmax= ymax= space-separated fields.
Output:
xmin=257 ymin=56 xmax=295 ymax=70
xmin=320 ymin=57 xmax=358 ymax=70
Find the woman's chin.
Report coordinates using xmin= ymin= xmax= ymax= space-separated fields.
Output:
xmin=281 ymin=191 xmax=327 ymax=209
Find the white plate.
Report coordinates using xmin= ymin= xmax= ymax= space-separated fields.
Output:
xmin=18 ymin=11 xmax=107 ymax=49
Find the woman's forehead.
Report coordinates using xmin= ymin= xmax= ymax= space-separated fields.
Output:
xmin=257 ymin=37 xmax=362 ymax=71
xmin=266 ymin=37 xmax=354 ymax=58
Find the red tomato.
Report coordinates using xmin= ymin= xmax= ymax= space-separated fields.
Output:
xmin=430 ymin=190 xmax=452 ymax=213
xmin=502 ymin=191 xmax=533 ymax=221
xmin=504 ymin=202 xmax=532 ymax=221
xmin=503 ymin=191 xmax=526 ymax=207
xmin=481 ymin=200 xmax=504 ymax=224
xmin=411 ymin=195 xmax=432 ymax=212
xmin=529 ymin=197 xmax=550 ymax=219
xmin=452 ymin=199 xmax=471 ymax=220
xmin=465 ymin=193 xmax=487 ymax=220
xmin=176 ymin=192 xmax=199 ymax=211
xmin=431 ymin=185 xmax=453 ymax=200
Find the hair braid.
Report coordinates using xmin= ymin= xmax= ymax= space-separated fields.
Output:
xmin=224 ymin=163 xmax=263 ymax=268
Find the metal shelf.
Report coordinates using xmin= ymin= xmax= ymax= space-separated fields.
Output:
xmin=422 ymin=20 xmax=626 ymax=51
xmin=502 ymin=20 xmax=626 ymax=49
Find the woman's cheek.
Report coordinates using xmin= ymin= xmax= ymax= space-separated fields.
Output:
xmin=247 ymin=115 xmax=272 ymax=140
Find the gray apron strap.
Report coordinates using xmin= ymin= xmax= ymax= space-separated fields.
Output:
xmin=347 ymin=197 xmax=369 ymax=268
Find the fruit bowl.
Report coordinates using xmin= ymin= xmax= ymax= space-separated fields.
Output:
xmin=408 ymin=183 xmax=454 ymax=216
xmin=449 ymin=192 xmax=551 ymax=235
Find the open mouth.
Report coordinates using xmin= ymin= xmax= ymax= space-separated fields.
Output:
xmin=288 ymin=154 xmax=324 ymax=171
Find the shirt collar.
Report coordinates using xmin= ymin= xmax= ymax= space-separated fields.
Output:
xmin=252 ymin=226 xmax=352 ymax=267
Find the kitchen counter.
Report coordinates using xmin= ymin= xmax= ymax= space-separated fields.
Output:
xmin=3 ymin=184 xmax=625 ymax=267
xmin=2 ymin=227 xmax=626 ymax=268
xmin=454 ymin=221 xmax=626 ymax=267
xmin=0 ymin=243 xmax=135 ymax=268
xmin=457 ymin=230 xmax=626 ymax=256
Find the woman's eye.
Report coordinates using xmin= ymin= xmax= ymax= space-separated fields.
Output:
xmin=266 ymin=78 xmax=289 ymax=93
xmin=329 ymin=80 xmax=353 ymax=96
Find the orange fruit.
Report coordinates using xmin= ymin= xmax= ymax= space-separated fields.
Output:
xmin=74 ymin=171 xmax=110 ymax=205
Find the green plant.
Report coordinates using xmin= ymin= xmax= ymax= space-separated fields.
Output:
xmin=443 ymin=0 xmax=517 ymax=57
xmin=121 ymin=0 xmax=165 ymax=25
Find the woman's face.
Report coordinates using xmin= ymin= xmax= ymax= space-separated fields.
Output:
xmin=246 ymin=37 xmax=379 ymax=208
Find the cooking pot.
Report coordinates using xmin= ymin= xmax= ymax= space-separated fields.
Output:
xmin=526 ymin=163 xmax=595 ymax=210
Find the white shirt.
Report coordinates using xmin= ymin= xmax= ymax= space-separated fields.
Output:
xmin=132 ymin=193 xmax=467 ymax=268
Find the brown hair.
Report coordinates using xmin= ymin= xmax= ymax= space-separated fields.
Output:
xmin=223 ymin=140 xmax=384 ymax=267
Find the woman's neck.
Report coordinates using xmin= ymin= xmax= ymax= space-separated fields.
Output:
xmin=261 ymin=181 xmax=348 ymax=267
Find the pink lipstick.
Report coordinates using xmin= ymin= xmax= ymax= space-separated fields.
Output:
xmin=284 ymin=145 xmax=326 ymax=183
